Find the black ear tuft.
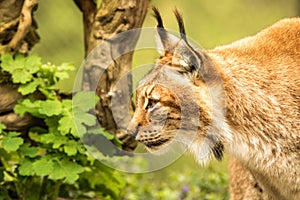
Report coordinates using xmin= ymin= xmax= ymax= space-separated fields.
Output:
xmin=173 ymin=8 xmax=187 ymax=42
xmin=152 ymin=6 xmax=164 ymax=28
xmin=153 ymin=6 xmax=180 ymax=54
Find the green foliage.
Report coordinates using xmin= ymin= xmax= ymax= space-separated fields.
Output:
xmin=0 ymin=53 xmax=126 ymax=200
xmin=0 ymin=53 xmax=74 ymax=96
xmin=123 ymin=157 xmax=229 ymax=200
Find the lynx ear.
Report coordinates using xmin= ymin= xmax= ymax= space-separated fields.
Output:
xmin=152 ymin=7 xmax=180 ymax=55
xmin=172 ymin=39 xmax=202 ymax=72
xmin=153 ymin=7 xmax=204 ymax=74
xmin=155 ymin=28 xmax=180 ymax=55
xmin=172 ymin=8 xmax=202 ymax=72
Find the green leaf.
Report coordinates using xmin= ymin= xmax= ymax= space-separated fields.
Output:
xmin=0 ymin=123 xmax=6 ymax=133
xmin=1 ymin=54 xmax=43 ymax=84
xmin=58 ymin=113 xmax=76 ymax=136
xmin=63 ymin=140 xmax=85 ymax=156
xmin=24 ymin=54 xmax=41 ymax=73
xmin=45 ymin=117 xmax=60 ymax=134
xmin=18 ymin=158 xmax=34 ymax=176
xmin=39 ymin=133 xmax=56 ymax=143
xmin=33 ymin=157 xmax=54 ymax=176
xmin=38 ymin=87 xmax=57 ymax=99
xmin=49 ymin=158 xmax=84 ymax=183
xmin=102 ymin=131 xmax=116 ymax=140
xmin=58 ymin=99 xmax=79 ymax=136
xmin=73 ymin=111 xmax=97 ymax=135
xmin=5 ymin=131 xmax=20 ymax=137
xmin=73 ymin=91 xmax=99 ymax=112
xmin=0 ymin=53 xmax=15 ymax=73
xmin=2 ymin=136 xmax=24 ymax=152
xmin=39 ymin=100 xmax=62 ymax=116
xmin=2 ymin=132 xmax=24 ymax=152
xmin=28 ymin=131 xmax=42 ymax=143
xmin=18 ymin=144 xmax=39 ymax=158
xmin=18 ymin=79 xmax=42 ymax=95
xmin=14 ymin=99 xmax=41 ymax=117
xmin=62 ymin=99 xmax=72 ymax=109
xmin=11 ymin=69 xmax=33 ymax=84
xmin=81 ymin=160 xmax=125 ymax=197
xmin=63 ymin=141 xmax=78 ymax=156
xmin=40 ymin=133 xmax=68 ymax=148
xmin=71 ymin=92 xmax=99 ymax=135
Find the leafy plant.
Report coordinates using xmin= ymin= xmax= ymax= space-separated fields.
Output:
xmin=0 ymin=53 xmax=125 ymax=200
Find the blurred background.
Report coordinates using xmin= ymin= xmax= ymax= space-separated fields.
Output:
xmin=31 ymin=0 xmax=299 ymax=199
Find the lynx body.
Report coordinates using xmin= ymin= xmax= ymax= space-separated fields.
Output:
xmin=127 ymin=8 xmax=300 ymax=200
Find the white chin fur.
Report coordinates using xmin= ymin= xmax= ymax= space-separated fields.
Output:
xmin=188 ymin=141 xmax=213 ymax=166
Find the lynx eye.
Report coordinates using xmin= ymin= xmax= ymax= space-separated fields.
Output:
xmin=146 ymin=98 xmax=159 ymax=110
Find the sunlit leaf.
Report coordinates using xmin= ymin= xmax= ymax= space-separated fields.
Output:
xmin=58 ymin=113 xmax=76 ymax=136
xmin=0 ymin=53 xmax=15 ymax=73
xmin=49 ymin=158 xmax=84 ymax=183
xmin=11 ymin=69 xmax=32 ymax=84
xmin=24 ymin=54 xmax=42 ymax=73
xmin=63 ymin=141 xmax=78 ymax=156
xmin=72 ymin=91 xmax=99 ymax=112
xmin=2 ymin=132 xmax=24 ymax=152
xmin=18 ymin=158 xmax=34 ymax=176
xmin=33 ymin=157 xmax=54 ymax=176
xmin=39 ymin=100 xmax=62 ymax=116
xmin=18 ymin=79 xmax=42 ymax=95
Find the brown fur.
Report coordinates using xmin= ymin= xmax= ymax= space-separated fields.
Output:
xmin=127 ymin=8 xmax=300 ymax=200
xmin=210 ymin=18 xmax=300 ymax=200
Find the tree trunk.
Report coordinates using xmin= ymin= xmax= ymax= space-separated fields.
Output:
xmin=76 ymin=0 xmax=150 ymax=151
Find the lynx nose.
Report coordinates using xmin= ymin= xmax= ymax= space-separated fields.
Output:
xmin=127 ymin=122 xmax=139 ymax=139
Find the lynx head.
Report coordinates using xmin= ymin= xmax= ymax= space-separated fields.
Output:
xmin=127 ymin=7 xmax=226 ymax=163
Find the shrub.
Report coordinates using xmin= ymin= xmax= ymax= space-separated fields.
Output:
xmin=0 ymin=53 xmax=125 ymax=200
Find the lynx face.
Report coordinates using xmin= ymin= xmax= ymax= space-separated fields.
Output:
xmin=129 ymin=83 xmax=181 ymax=152
xmin=128 ymin=66 xmax=215 ymax=156
xmin=127 ymin=8 xmax=225 ymax=161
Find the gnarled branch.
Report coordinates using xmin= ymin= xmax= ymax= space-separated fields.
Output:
xmin=0 ymin=0 xmax=39 ymax=55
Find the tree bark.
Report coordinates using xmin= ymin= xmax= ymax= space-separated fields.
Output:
xmin=0 ymin=0 xmax=39 ymax=55
xmin=78 ymin=0 xmax=150 ymax=151
xmin=73 ymin=0 xmax=97 ymax=56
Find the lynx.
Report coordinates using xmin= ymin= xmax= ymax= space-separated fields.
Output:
xmin=127 ymin=7 xmax=300 ymax=200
